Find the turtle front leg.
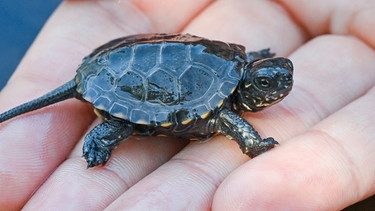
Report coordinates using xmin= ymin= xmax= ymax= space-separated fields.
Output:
xmin=216 ymin=108 xmax=278 ymax=158
xmin=83 ymin=119 xmax=133 ymax=168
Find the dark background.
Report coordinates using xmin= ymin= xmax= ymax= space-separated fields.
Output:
xmin=0 ymin=0 xmax=61 ymax=88
xmin=0 ymin=1 xmax=373 ymax=209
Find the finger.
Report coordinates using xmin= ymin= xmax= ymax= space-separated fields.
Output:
xmin=184 ymin=0 xmax=306 ymax=54
xmin=23 ymin=129 xmax=187 ymax=210
xmin=213 ymin=88 xmax=375 ymax=210
xmin=0 ymin=0 xmax=209 ymax=209
xmin=277 ymin=0 xmax=375 ymax=48
xmin=130 ymin=0 xmax=213 ymax=32
xmin=104 ymin=136 xmax=246 ymax=210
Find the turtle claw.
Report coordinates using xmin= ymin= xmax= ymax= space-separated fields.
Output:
xmin=82 ymin=140 xmax=111 ymax=168
xmin=245 ymin=137 xmax=279 ymax=158
xmin=86 ymin=158 xmax=108 ymax=169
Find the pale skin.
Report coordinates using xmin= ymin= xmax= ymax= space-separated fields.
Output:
xmin=0 ymin=0 xmax=375 ymax=210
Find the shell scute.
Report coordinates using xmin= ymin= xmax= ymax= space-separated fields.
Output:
xmin=132 ymin=44 xmax=159 ymax=73
xmin=76 ymin=34 xmax=246 ymax=126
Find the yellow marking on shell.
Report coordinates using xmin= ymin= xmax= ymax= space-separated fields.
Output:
xmin=201 ymin=111 xmax=210 ymax=119
xmin=83 ymin=96 xmax=92 ymax=103
xmin=76 ymin=87 xmax=83 ymax=94
xmin=157 ymin=134 xmax=168 ymax=137
xmin=161 ymin=122 xmax=172 ymax=127
xmin=219 ymin=100 xmax=225 ymax=107
xmin=189 ymin=137 xmax=202 ymax=141
xmin=230 ymin=87 xmax=237 ymax=93
xmin=136 ymin=119 xmax=149 ymax=125
xmin=74 ymin=77 xmax=82 ymax=88
xmin=94 ymin=108 xmax=104 ymax=119
xmin=182 ymin=118 xmax=192 ymax=125
xmin=113 ymin=112 xmax=126 ymax=119
xmin=96 ymin=104 xmax=106 ymax=110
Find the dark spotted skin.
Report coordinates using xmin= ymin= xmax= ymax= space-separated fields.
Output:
xmin=0 ymin=34 xmax=293 ymax=168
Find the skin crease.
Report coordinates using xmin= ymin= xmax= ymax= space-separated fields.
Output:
xmin=0 ymin=0 xmax=374 ymax=210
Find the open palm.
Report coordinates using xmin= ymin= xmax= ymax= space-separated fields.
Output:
xmin=0 ymin=1 xmax=374 ymax=210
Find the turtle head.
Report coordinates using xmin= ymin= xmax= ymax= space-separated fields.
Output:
xmin=237 ymin=57 xmax=293 ymax=112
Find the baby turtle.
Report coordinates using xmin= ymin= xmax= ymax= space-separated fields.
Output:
xmin=0 ymin=33 xmax=293 ymax=168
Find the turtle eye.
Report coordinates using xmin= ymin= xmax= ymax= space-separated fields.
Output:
xmin=254 ymin=76 xmax=274 ymax=90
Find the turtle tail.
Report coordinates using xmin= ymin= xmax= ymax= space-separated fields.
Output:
xmin=0 ymin=79 xmax=77 ymax=123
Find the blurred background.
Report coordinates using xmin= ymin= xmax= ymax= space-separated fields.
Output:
xmin=0 ymin=0 xmax=61 ymax=89
xmin=0 ymin=1 xmax=373 ymax=209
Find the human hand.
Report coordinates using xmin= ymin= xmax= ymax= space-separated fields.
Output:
xmin=0 ymin=0 xmax=374 ymax=210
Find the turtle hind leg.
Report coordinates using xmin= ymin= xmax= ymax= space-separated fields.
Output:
xmin=83 ymin=118 xmax=133 ymax=168
xmin=215 ymin=108 xmax=278 ymax=158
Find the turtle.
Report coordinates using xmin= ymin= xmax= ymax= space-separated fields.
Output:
xmin=0 ymin=33 xmax=293 ymax=168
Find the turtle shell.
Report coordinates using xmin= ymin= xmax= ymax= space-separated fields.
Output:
xmin=75 ymin=34 xmax=247 ymax=126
